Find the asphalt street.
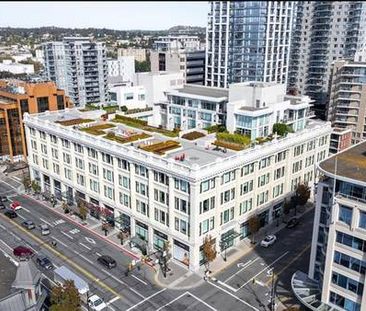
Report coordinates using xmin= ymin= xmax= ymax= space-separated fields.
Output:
xmin=0 ymin=177 xmax=313 ymax=311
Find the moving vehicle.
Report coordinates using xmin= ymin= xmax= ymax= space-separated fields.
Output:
xmin=97 ymin=255 xmax=116 ymax=269
xmin=286 ymin=217 xmax=300 ymax=229
xmin=36 ymin=256 xmax=53 ymax=270
xmin=4 ymin=209 xmax=17 ymax=218
xmin=260 ymin=235 xmax=277 ymax=248
xmin=0 ymin=196 xmax=8 ymax=202
xmin=88 ymin=294 xmax=107 ymax=311
xmin=22 ymin=220 xmax=36 ymax=230
xmin=40 ymin=224 xmax=50 ymax=236
xmin=10 ymin=201 xmax=22 ymax=211
xmin=13 ymin=246 xmax=34 ymax=258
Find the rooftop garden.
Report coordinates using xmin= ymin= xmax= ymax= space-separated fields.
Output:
xmin=125 ymin=107 xmax=153 ymax=115
xmin=112 ymin=115 xmax=179 ymax=138
xmin=205 ymin=124 xmax=227 ymax=134
xmin=181 ymin=131 xmax=206 ymax=141
xmin=79 ymin=123 xmax=115 ymax=136
xmin=79 ymin=104 xmax=119 ymax=114
xmin=56 ymin=118 xmax=94 ymax=126
xmin=213 ymin=132 xmax=251 ymax=151
xmin=256 ymin=136 xmax=274 ymax=145
xmin=139 ymin=140 xmax=181 ymax=155
xmin=272 ymin=123 xmax=293 ymax=136
xmin=104 ymin=132 xmax=151 ymax=144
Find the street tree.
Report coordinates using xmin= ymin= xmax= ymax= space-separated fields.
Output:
xmin=31 ymin=180 xmax=41 ymax=194
xmin=293 ymin=183 xmax=311 ymax=215
xmin=22 ymin=173 xmax=31 ymax=192
xmin=202 ymin=235 xmax=216 ymax=272
xmin=61 ymin=201 xmax=69 ymax=214
xmin=248 ymin=215 xmax=261 ymax=244
xmin=50 ymin=280 xmax=81 ymax=311
xmin=78 ymin=201 xmax=88 ymax=221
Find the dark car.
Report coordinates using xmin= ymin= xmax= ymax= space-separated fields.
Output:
xmin=4 ymin=209 xmax=17 ymax=218
xmin=0 ymin=201 xmax=5 ymax=209
xmin=286 ymin=217 xmax=300 ymax=229
xmin=13 ymin=246 xmax=34 ymax=259
xmin=97 ymin=255 xmax=116 ymax=269
xmin=36 ymin=256 xmax=53 ymax=270
xmin=22 ymin=220 xmax=36 ymax=230
xmin=0 ymin=196 xmax=8 ymax=202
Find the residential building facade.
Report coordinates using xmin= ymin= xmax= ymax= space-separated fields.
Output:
xmin=0 ymin=79 xmax=71 ymax=161
xmin=118 ymin=48 xmax=147 ymax=62
xmin=107 ymin=56 xmax=135 ymax=83
xmin=289 ymin=1 xmax=366 ymax=120
xmin=24 ymin=104 xmax=330 ymax=271
xmin=205 ymin=1 xmax=295 ymax=88
xmin=307 ymin=142 xmax=366 ymax=311
xmin=43 ymin=37 xmax=108 ymax=107
xmin=152 ymin=35 xmax=202 ymax=51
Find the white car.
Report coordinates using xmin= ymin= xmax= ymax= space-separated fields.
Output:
xmin=260 ymin=235 xmax=277 ymax=247
xmin=88 ymin=294 xmax=107 ymax=311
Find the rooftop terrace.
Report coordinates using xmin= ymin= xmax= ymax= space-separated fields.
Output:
xmin=319 ymin=141 xmax=366 ymax=184
xmin=172 ymin=84 xmax=229 ymax=99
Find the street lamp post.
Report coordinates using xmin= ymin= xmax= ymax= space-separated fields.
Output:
xmin=268 ymin=268 xmax=276 ymax=311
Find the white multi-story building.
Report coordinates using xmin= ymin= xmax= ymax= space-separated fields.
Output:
xmin=24 ymin=93 xmax=331 ymax=271
xmin=152 ymin=36 xmax=202 ymax=52
xmin=109 ymin=85 xmax=147 ymax=110
xmin=164 ymin=82 xmax=314 ymax=137
xmin=297 ymin=142 xmax=366 ymax=311
xmin=43 ymin=37 xmax=108 ymax=107
xmin=107 ymin=56 xmax=135 ymax=83
xmin=206 ymin=1 xmax=295 ymax=88
xmin=118 ymin=48 xmax=147 ymax=62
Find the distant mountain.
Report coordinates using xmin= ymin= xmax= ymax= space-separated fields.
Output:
xmin=168 ymin=25 xmax=206 ymax=34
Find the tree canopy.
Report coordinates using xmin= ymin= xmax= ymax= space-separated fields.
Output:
xmin=50 ymin=280 xmax=81 ymax=311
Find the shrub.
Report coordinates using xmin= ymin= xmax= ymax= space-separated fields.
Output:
xmin=140 ymin=140 xmax=180 ymax=155
xmin=80 ymin=123 xmax=115 ymax=135
xmin=216 ymin=132 xmax=251 ymax=146
xmin=104 ymin=132 xmax=151 ymax=144
xmin=56 ymin=118 xmax=94 ymax=126
xmin=213 ymin=140 xmax=246 ymax=151
xmin=273 ymin=123 xmax=293 ymax=136
xmin=181 ymin=131 xmax=206 ymax=140
xmin=205 ymin=124 xmax=227 ymax=134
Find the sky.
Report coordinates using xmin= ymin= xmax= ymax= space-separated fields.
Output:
xmin=0 ymin=1 xmax=209 ymax=30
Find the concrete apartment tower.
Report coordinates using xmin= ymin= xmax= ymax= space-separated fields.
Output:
xmin=43 ymin=37 xmax=108 ymax=107
xmin=205 ymin=1 xmax=295 ymax=88
xmin=288 ymin=1 xmax=366 ymax=120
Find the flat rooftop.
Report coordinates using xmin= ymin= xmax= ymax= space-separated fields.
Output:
xmin=173 ymin=85 xmax=228 ymax=99
xmin=319 ymin=141 xmax=366 ymax=183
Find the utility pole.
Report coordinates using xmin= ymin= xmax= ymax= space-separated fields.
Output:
xmin=268 ymin=268 xmax=276 ymax=311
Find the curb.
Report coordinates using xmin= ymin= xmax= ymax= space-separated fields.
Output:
xmin=23 ymin=193 xmax=155 ymax=269
xmin=153 ymin=269 xmax=205 ymax=290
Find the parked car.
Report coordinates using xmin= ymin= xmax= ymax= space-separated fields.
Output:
xmin=10 ymin=201 xmax=22 ymax=211
xmin=260 ymin=235 xmax=277 ymax=248
xmin=13 ymin=246 xmax=34 ymax=258
xmin=87 ymin=294 xmax=107 ymax=311
xmin=22 ymin=220 xmax=35 ymax=230
xmin=0 ymin=196 xmax=8 ymax=202
xmin=4 ymin=209 xmax=17 ymax=219
xmin=97 ymin=255 xmax=116 ymax=269
xmin=286 ymin=217 xmax=300 ymax=229
xmin=39 ymin=224 xmax=50 ymax=236
xmin=36 ymin=256 xmax=53 ymax=270
xmin=0 ymin=201 xmax=5 ymax=209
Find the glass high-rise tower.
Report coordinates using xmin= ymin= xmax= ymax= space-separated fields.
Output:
xmin=205 ymin=1 xmax=295 ymax=88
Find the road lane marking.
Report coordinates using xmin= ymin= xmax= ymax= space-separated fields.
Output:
xmin=107 ymin=296 xmax=120 ymax=305
xmin=224 ymin=257 xmax=260 ymax=283
xmin=208 ymin=281 xmax=260 ymax=311
xmin=96 ymin=252 xmax=102 ymax=257
xmin=0 ymin=180 xmax=17 ymax=190
xmin=265 ymin=244 xmax=311 ymax=287
xmin=17 ymin=214 xmax=26 ymax=220
xmin=102 ymin=269 xmax=145 ymax=299
xmin=156 ymin=292 xmax=186 ymax=311
xmin=126 ymin=288 xmax=166 ymax=311
xmin=85 ymin=236 xmax=96 ymax=244
xmin=69 ymin=228 xmax=80 ymax=234
xmin=61 ymin=231 xmax=74 ymax=240
xmin=239 ymin=251 xmax=289 ymax=289
xmin=12 ymin=176 xmax=21 ymax=181
xmin=217 ymin=280 xmax=237 ymax=292
xmin=0 ymin=238 xmax=13 ymax=251
xmin=52 ymin=236 xmax=69 ymax=248
xmin=0 ymin=213 xmax=124 ymax=300
xmin=131 ymin=274 xmax=147 ymax=285
xmin=79 ymin=242 xmax=91 ymax=251
xmin=40 ymin=217 xmax=53 ymax=227
xmin=77 ymin=253 xmax=94 ymax=264
xmin=0 ymin=224 xmax=6 ymax=230
xmin=22 ymin=207 xmax=31 ymax=213
xmin=9 ymin=231 xmax=21 ymax=241
xmin=187 ymin=292 xmax=217 ymax=311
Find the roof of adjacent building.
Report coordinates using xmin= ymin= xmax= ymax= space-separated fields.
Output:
xmin=319 ymin=141 xmax=366 ymax=183
xmin=173 ymin=84 xmax=229 ymax=99
xmin=12 ymin=260 xmax=41 ymax=289
xmin=0 ymin=253 xmax=17 ymax=300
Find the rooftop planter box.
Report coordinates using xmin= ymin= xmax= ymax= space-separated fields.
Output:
xmin=216 ymin=132 xmax=251 ymax=146
xmin=181 ymin=131 xmax=206 ymax=141
xmin=104 ymin=132 xmax=151 ymax=144
xmin=104 ymin=105 xmax=119 ymax=114
xmin=256 ymin=136 xmax=274 ymax=145
xmin=213 ymin=140 xmax=247 ymax=151
xmin=80 ymin=123 xmax=115 ymax=135
xmin=125 ymin=107 xmax=153 ymax=115
xmin=113 ymin=115 xmax=179 ymax=138
xmin=205 ymin=124 xmax=227 ymax=134
xmin=139 ymin=140 xmax=180 ymax=155
xmin=55 ymin=118 xmax=94 ymax=126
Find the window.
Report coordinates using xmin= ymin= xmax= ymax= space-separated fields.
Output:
xmin=274 ymin=167 xmax=284 ymax=180
xmin=104 ymin=185 xmax=114 ymax=200
xmin=273 ymin=183 xmax=284 ymax=198
xmin=258 ymin=173 xmax=270 ymax=187
xmin=88 ymin=163 xmax=98 ymax=176
xmin=154 ymin=208 xmax=169 ymax=226
xmin=199 ymin=196 xmax=215 ymax=214
xmin=175 ymin=218 xmax=189 ymax=236
xmin=259 ymin=156 xmax=271 ymax=169
xmin=154 ymin=189 xmax=168 ymax=204
xmin=136 ymin=200 xmax=149 ymax=216
xmin=175 ymin=197 xmax=189 ymax=214
xmin=51 ymin=148 xmax=58 ymax=159
xmin=42 ymin=158 xmax=49 ymax=169
xmin=37 ymin=97 xmax=49 ymax=113
xmin=275 ymin=151 xmax=286 ymax=163
xmin=174 ymin=178 xmax=190 ymax=193
xmin=88 ymin=148 xmax=98 ymax=159
xmin=220 ymin=188 xmax=235 ymax=204
xmin=257 ymin=190 xmax=269 ymax=206
xmin=242 ymin=163 xmax=254 ymax=176
xmin=200 ymin=178 xmax=215 ymax=193
xmin=199 ymin=217 xmax=215 ymax=236
xmin=220 ymin=207 xmax=234 ymax=225
xmin=29 ymin=127 xmax=36 ymax=136
xmin=125 ymin=93 xmax=134 ymax=100
xmin=20 ymin=99 xmax=29 ymax=114
xmin=135 ymin=164 xmax=148 ymax=177
xmin=64 ymin=168 xmax=72 ymax=180
xmin=102 ymin=153 xmax=113 ymax=165
xmin=293 ymin=144 xmax=304 ymax=157
xmin=117 ymin=158 xmax=130 ymax=171
xmin=330 ymin=291 xmax=361 ymax=311
xmin=74 ymin=143 xmax=84 ymax=154
xmin=339 ymin=205 xmax=352 ymax=225
xmin=53 ymin=163 xmax=60 ymax=175
xmin=240 ymin=180 xmax=253 ymax=195
xmin=336 ymin=231 xmax=366 ymax=252
xmin=334 ymin=250 xmax=366 ymax=275
xmin=50 ymin=135 xmax=58 ymax=144
xmin=76 ymin=173 xmax=85 ymax=186
xmin=103 ymin=168 xmax=114 ymax=182
xmin=292 ymin=160 xmax=303 ymax=173
xmin=41 ymin=144 xmax=47 ymax=155
xmin=75 ymin=157 xmax=84 ymax=170
xmin=154 ymin=171 xmax=169 ymax=185
xmin=239 ymin=199 xmax=253 ymax=215
xmin=221 ymin=170 xmax=236 ymax=184
xmin=332 ymin=272 xmax=364 ymax=295
xmin=33 ymin=154 xmax=38 ymax=165
xmin=307 ymin=140 xmax=316 ymax=151
xmin=119 ymin=193 xmax=130 ymax=208
xmin=359 ymin=212 xmax=366 ymax=229
xmin=136 ymin=182 xmax=149 ymax=197
xmin=119 ymin=175 xmax=130 ymax=189
xmin=31 ymin=140 xmax=37 ymax=151
xmin=39 ymin=131 xmax=46 ymax=140
xmin=57 ymin=95 xmax=65 ymax=110
xmin=90 ymin=179 xmax=99 ymax=193
xmin=62 ymin=139 xmax=70 ymax=148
